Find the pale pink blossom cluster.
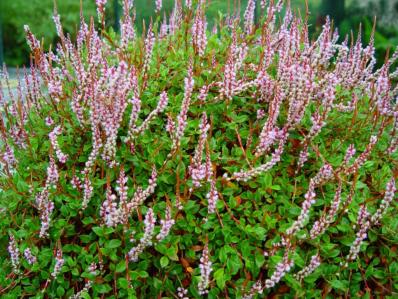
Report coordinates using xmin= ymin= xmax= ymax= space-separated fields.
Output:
xmin=155 ymin=0 xmax=162 ymax=13
xmin=166 ymin=114 xmax=176 ymax=135
xmin=98 ymin=166 xmax=155 ymax=227
xmin=189 ymin=113 xmax=210 ymax=187
xmin=97 ymin=61 xmax=132 ymax=166
xmin=52 ymin=14 xmax=63 ymax=39
xmin=371 ymin=178 xmax=396 ymax=224
xmin=96 ymin=0 xmax=108 ymax=22
xmin=24 ymin=248 xmax=37 ymax=265
xmin=346 ymin=206 xmax=371 ymax=262
xmin=128 ymin=208 xmax=156 ymax=262
xmin=35 ymin=157 xmax=60 ymax=238
xmin=343 ymin=144 xmax=356 ymax=166
xmin=159 ymin=15 xmax=169 ymax=39
xmin=206 ymin=178 xmax=218 ymax=214
xmin=198 ymin=243 xmax=212 ymax=295
xmin=221 ymin=31 xmax=241 ymax=100
xmin=82 ymin=175 xmax=94 ymax=209
xmin=256 ymin=126 xmax=279 ymax=157
xmin=117 ymin=167 xmax=129 ymax=223
xmin=334 ymin=93 xmax=358 ymax=112
xmin=287 ymin=164 xmax=333 ymax=235
xmin=49 ymin=126 xmax=68 ymax=163
xmin=388 ymin=112 xmax=398 ymax=154
xmin=71 ymin=175 xmax=82 ymax=191
xmin=83 ymin=126 xmax=102 ymax=173
xmin=8 ymin=234 xmax=20 ymax=272
xmin=296 ymin=146 xmax=309 ymax=171
xmin=120 ymin=0 xmax=136 ymax=50
xmin=23 ymin=25 xmax=40 ymax=51
xmin=243 ymin=0 xmax=256 ymax=34
xmin=127 ymin=167 xmax=157 ymax=212
xmin=88 ymin=262 xmax=98 ymax=275
xmin=156 ymin=206 xmax=175 ymax=241
xmin=222 ymin=54 xmax=238 ymax=100
xmin=375 ymin=67 xmax=392 ymax=116
xmin=310 ymin=181 xmax=342 ymax=239
xmin=192 ymin=7 xmax=207 ymax=56
xmin=100 ymin=187 xmax=120 ymax=227
xmin=127 ymin=68 xmax=141 ymax=133
xmin=71 ymin=281 xmax=94 ymax=299
xmin=309 ymin=112 xmax=326 ymax=139
xmin=38 ymin=198 xmax=55 ymax=238
xmin=51 ymin=249 xmax=64 ymax=278
xmin=129 ymin=91 xmax=169 ymax=138
xmin=46 ymin=157 xmax=59 ymax=186
xmin=256 ymin=109 xmax=265 ymax=120
xmin=173 ymin=65 xmax=194 ymax=149
xmin=294 ymin=254 xmax=321 ymax=281
xmin=242 ymin=280 xmax=263 ymax=299
xmin=312 ymin=18 xmax=338 ymax=68
xmin=45 ymin=116 xmax=54 ymax=126
xmin=230 ymin=127 xmax=288 ymax=181
xmin=177 ymin=287 xmax=189 ymax=299
xmin=71 ymin=263 xmax=98 ymax=298
xmin=169 ymin=1 xmax=182 ymax=35
xmin=143 ymin=25 xmax=156 ymax=78
xmin=346 ymin=135 xmax=378 ymax=175
xmin=265 ymin=251 xmax=294 ymax=289
xmin=2 ymin=144 xmax=17 ymax=169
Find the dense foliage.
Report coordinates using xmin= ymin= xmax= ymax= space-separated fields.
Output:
xmin=1 ymin=0 xmax=398 ymax=298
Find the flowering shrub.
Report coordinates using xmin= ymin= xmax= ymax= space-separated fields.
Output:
xmin=1 ymin=0 xmax=398 ymax=298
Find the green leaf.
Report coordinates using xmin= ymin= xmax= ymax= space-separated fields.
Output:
xmin=214 ymin=268 xmax=226 ymax=289
xmin=115 ymin=261 xmax=126 ymax=273
xmin=160 ymin=256 xmax=169 ymax=268
xmin=118 ymin=278 xmax=129 ymax=289
xmin=329 ymin=279 xmax=348 ymax=291
xmin=106 ymin=239 xmax=122 ymax=249
xmin=56 ymin=286 xmax=65 ymax=297
xmin=92 ymin=227 xmax=104 ymax=237
xmin=93 ymin=283 xmax=112 ymax=294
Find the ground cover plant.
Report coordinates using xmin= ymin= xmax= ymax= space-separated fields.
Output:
xmin=1 ymin=0 xmax=398 ymax=298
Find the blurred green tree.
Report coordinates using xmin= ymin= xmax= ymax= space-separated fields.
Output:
xmin=0 ymin=9 xmax=4 ymax=66
xmin=1 ymin=0 xmax=97 ymax=66
xmin=321 ymin=0 xmax=345 ymax=26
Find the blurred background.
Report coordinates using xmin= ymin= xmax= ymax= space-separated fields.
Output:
xmin=0 ymin=0 xmax=398 ymax=68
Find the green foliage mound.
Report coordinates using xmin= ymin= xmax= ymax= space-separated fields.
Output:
xmin=0 ymin=0 xmax=398 ymax=298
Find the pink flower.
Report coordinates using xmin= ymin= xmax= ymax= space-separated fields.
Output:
xmin=371 ymin=178 xmax=396 ymax=224
xmin=155 ymin=0 xmax=162 ymax=12
xmin=8 ymin=234 xmax=20 ymax=272
xmin=49 ymin=126 xmax=68 ymax=164
xmin=101 ymin=187 xmax=120 ymax=227
xmin=294 ymin=254 xmax=321 ymax=280
xmin=244 ymin=0 xmax=256 ymax=34
xmin=52 ymin=249 xmax=64 ymax=278
xmin=346 ymin=206 xmax=371 ymax=262
xmin=192 ymin=8 xmax=207 ymax=56
xmin=173 ymin=64 xmax=194 ymax=149
xmin=45 ymin=116 xmax=54 ymax=126
xmin=156 ymin=206 xmax=174 ymax=241
xmin=24 ymin=248 xmax=37 ymax=265
xmin=198 ymin=243 xmax=212 ymax=295
xmin=128 ymin=208 xmax=156 ymax=261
